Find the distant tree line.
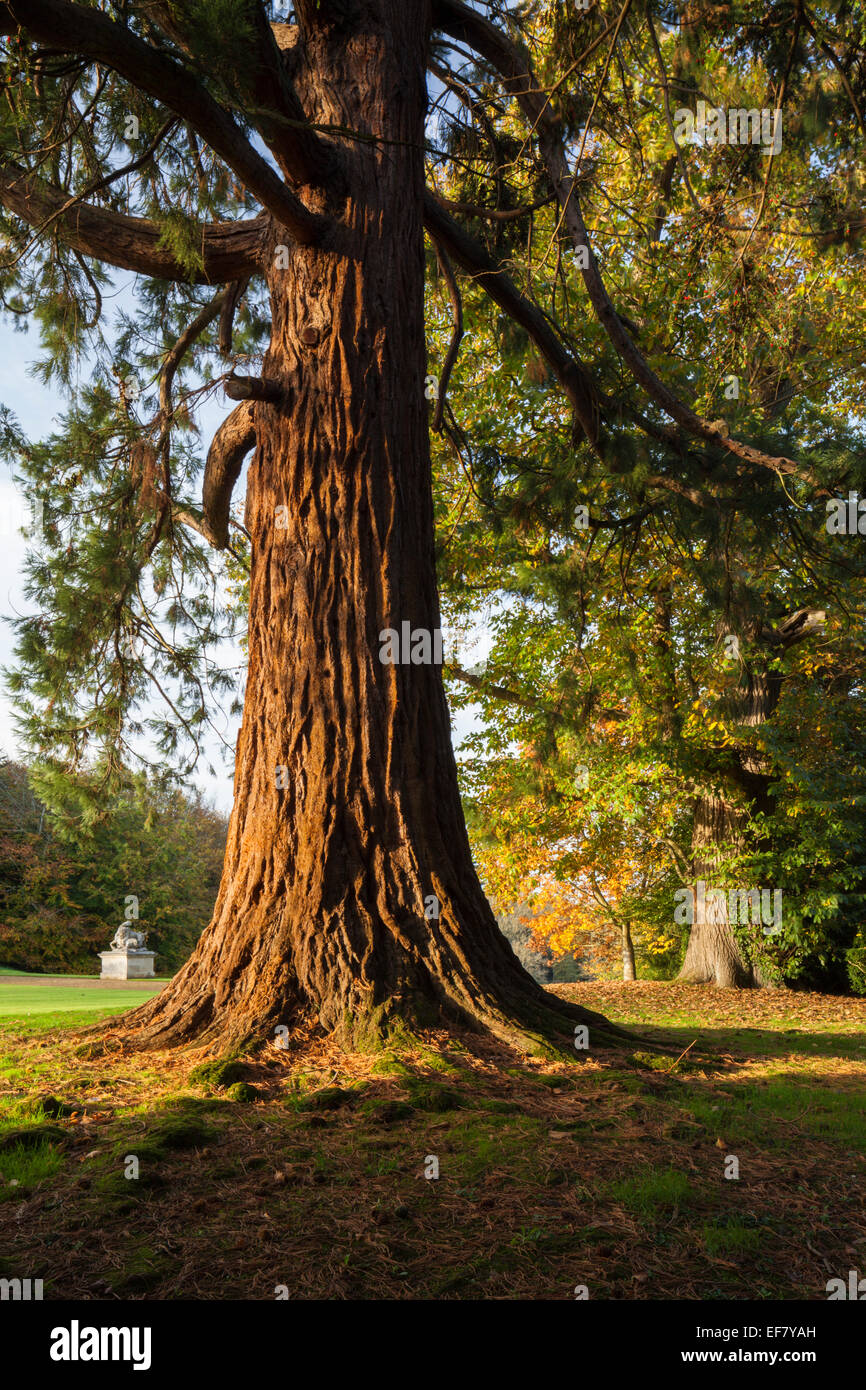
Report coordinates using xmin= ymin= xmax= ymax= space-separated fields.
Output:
xmin=0 ymin=759 xmax=227 ymax=975
xmin=496 ymin=903 xmax=590 ymax=987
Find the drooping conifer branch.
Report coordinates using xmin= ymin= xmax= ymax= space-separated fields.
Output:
xmin=432 ymin=0 xmax=820 ymax=489
xmin=429 ymin=240 xmax=463 ymax=434
xmin=423 ymin=193 xmax=602 ymax=448
xmin=2 ymin=0 xmax=329 ymax=241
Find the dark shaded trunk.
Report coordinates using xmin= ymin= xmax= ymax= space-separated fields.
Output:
xmin=679 ymin=664 xmax=783 ymax=987
xmin=118 ymin=3 xmax=617 ymax=1053
xmin=678 ymin=794 xmax=758 ymax=986
xmin=621 ymin=922 xmax=636 ymax=981
xmin=678 ymin=607 xmax=823 ymax=987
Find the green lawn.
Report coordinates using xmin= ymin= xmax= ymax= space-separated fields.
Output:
xmin=0 ymin=981 xmax=164 ymax=1016
xmin=0 ymin=968 xmax=173 ymax=980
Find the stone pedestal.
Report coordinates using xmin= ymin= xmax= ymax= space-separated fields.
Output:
xmin=98 ymin=949 xmax=156 ymax=980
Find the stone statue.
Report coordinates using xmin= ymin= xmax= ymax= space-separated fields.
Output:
xmin=110 ymin=922 xmax=147 ymax=951
xmin=99 ymin=920 xmax=155 ymax=979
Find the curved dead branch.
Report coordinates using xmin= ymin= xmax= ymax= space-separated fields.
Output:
xmin=202 ymin=401 xmax=257 ymax=549
xmin=430 ymin=241 xmax=463 ymax=432
xmin=224 ymin=372 xmax=282 ymax=403
xmin=219 ymin=276 xmax=251 ymax=358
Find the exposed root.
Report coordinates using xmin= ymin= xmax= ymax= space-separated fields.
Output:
xmin=95 ymin=964 xmax=636 ymax=1064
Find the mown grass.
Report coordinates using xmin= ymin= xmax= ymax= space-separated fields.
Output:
xmin=0 ymin=986 xmax=163 ymax=1017
xmin=703 ymin=1220 xmax=764 ymax=1256
xmin=607 ymin=1167 xmax=694 ymax=1216
xmin=681 ymin=1077 xmax=866 ymax=1150
xmin=0 ymin=1137 xmax=65 ymax=1199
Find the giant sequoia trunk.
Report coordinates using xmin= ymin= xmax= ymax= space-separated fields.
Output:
xmin=122 ymin=5 xmax=614 ymax=1052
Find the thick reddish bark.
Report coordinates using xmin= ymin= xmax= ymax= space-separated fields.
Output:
xmin=120 ymin=2 xmax=617 ymax=1054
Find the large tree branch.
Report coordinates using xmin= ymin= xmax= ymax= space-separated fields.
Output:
xmin=447 ymin=661 xmax=628 ymax=725
xmin=423 ymin=192 xmax=601 ymax=447
xmin=433 ymin=0 xmax=819 ymax=489
xmin=240 ymin=1 xmax=337 ymax=188
xmin=2 ymin=0 xmax=328 ymax=243
xmin=432 ymin=1 xmax=531 ymax=94
xmin=148 ymin=1 xmax=334 ymax=188
xmin=764 ymin=608 xmax=826 ymax=650
xmin=6 ymin=115 xmax=179 ymax=259
xmin=0 ymin=163 xmax=266 ymax=281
